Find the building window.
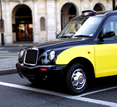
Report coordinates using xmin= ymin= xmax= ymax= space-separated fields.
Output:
xmin=40 ymin=17 xmax=45 ymax=31
xmin=61 ymin=3 xmax=78 ymax=29
xmin=93 ymin=3 xmax=105 ymax=11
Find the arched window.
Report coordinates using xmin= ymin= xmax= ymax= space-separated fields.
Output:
xmin=61 ymin=3 xmax=78 ymax=29
xmin=93 ymin=3 xmax=105 ymax=11
xmin=40 ymin=17 xmax=45 ymax=31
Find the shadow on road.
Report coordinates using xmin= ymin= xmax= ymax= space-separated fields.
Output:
xmin=27 ymin=75 xmax=117 ymax=95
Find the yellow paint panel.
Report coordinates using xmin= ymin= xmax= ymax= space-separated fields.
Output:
xmin=56 ymin=45 xmax=95 ymax=68
xmin=94 ymin=44 xmax=117 ymax=78
xmin=56 ymin=44 xmax=117 ymax=79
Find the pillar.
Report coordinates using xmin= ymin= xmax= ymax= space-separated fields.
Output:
xmin=89 ymin=0 xmax=93 ymax=10
xmin=46 ymin=0 xmax=56 ymax=41
xmin=56 ymin=0 xmax=61 ymax=35
xmin=33 ymin=0 xmax=39 ymax=43
xmin=5 ymin=0 xmax=12 ymax=43
xmin=80 ymin=0 xmax=83 ymax=14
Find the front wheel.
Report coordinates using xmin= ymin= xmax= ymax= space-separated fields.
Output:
xmin=66 ymin=63 xmax=88 ymax=95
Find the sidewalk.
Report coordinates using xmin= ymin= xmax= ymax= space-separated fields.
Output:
xmin=0 ymin=58 xmax=17 ymax=71
xmin=0 ymin=43 xmax=35 ymax=75
xmin=0 ymin=58 xmax=18 ymax=75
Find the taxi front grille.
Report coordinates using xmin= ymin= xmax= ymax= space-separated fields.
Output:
xmin=24 ymin=49 xmax=38 ymax=66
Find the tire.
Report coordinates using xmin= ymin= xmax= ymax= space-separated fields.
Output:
xmin=66 ymin=63 xmax=88 ymax=95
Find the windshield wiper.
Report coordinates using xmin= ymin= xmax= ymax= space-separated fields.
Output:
xmin=61 ymin=32 xmax=75 ymax=38
xmin=74 ymin=35 xmax=92 ymax=38
xmin=61 ymin=36 xmax=71 ymax=38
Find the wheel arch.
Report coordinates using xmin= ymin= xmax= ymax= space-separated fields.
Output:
xmin=65 ymin=57 xmax=95 ymax=80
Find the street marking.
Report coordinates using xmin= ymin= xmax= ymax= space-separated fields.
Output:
xmin=0 ymin=81 xmax=117 ymax=106
xmin=79 ymin=86 xmax=117 ymax=97
xmin=0 ymin=51 xmax=9 ymax=53
xmin=67 ymin=96 xmax=117 ymax=107
xmin=0 ymin=53 xmax=18 ymax=55
xmin=0 ymin=51 xmax=18 ymax=58
xmin=0 ymin=56 xmax=17 ymax=57
xmin=0 ymin=57 xmax=17 ymax=59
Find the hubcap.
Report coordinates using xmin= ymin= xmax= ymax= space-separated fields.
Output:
xmin=71 ymin=69 xmax=86 ymax=90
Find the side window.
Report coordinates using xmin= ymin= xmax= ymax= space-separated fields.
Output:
xmin=104 ymin=21 xmax=117 ymax=34
xmin=103 ymin=19 xmax=117 ymax=40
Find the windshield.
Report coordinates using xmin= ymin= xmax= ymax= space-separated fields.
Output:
xmin=58 ymin=16 xmax=103 ymax=38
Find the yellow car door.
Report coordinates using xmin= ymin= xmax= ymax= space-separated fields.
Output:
xmin=95 ymin=43 xmax=117 ymax=78
xmin=94 ymin=17 xmax=117 ymax=78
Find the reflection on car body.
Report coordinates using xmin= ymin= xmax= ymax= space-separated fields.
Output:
xmin=16 ymin=10 xmax=117 ymax=95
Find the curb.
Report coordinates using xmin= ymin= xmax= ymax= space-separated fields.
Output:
xmin=0 ymin=69 xmax=17 ymax=75
xmin=0 ymin=43 xmax=37 ymax=48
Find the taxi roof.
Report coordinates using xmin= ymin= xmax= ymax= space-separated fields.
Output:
xmin=73 ymin=10 xmax=117 ymax=20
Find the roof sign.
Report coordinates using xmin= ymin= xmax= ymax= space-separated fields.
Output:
xmin=81 ymin=10 xmax=96 ymax=16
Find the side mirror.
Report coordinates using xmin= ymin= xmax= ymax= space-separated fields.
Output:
xmin=99 ymin=31 xmax=115 ymax=40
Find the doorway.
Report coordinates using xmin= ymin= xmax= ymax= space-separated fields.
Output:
xmin=12 ymin=5 xmax=33 ymax=42
xmin=61 ymin=3 xmax=77 ymax=30
xmin=93 ymin=3 xmax=105 ymax=11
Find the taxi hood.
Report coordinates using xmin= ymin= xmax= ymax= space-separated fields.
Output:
xmin=29 ymin=37 xmax=92 ymax=51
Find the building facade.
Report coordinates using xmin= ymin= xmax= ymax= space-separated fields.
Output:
xmin=0 ymin=0 xmax=114 ymax=44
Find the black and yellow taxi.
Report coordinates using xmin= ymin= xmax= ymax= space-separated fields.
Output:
xmin=16 ymin=10 xmax=117 ymax=94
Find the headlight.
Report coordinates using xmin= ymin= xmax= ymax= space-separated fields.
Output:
xmin=48 ymin=50 xmax=55 ymax=61
xmin=19 ymin=49 xmax=25 ymax=58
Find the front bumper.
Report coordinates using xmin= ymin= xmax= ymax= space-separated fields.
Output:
xmin=16 ymin=63 xmax=67 ymax=80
